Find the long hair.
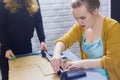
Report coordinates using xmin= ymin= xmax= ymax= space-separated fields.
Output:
xmin=3 ymin=0 xmax=39 ymax=15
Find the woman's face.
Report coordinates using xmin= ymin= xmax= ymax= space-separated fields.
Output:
xmin=72 ymin=5 xmax=96 ymax=30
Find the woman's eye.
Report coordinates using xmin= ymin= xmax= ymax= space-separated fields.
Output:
xmin=81 ymin=17 xmax=86 ymax=20
xmin=75 ymin=16 xmax=86 ymax=21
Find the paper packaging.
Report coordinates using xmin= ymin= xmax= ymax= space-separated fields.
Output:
xmin=9 ymin=56 xmax=60 ymax=80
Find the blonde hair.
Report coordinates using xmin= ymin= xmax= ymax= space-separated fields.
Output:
xmin=3 ymin=0 xmax=39 ymax=15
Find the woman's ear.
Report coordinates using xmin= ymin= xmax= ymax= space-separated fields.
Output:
xmin=92 ymin=8 xmax=99 ymax=15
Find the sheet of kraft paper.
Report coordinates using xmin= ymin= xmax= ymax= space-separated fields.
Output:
xmin=9 ymin=56 xmax=60 ymax=80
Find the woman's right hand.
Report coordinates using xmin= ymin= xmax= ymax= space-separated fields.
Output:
xmin=5 ymin=50 xmax=16 ymax=59
xmin=50 ymin=56 xmax=63 ymax=73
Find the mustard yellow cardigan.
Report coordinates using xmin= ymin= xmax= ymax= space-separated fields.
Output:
xmin=56 ymin=17 xmax=120 ymax=80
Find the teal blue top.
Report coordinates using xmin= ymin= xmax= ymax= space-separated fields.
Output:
xmin=82 ymin=34 xmax=108 ymax=78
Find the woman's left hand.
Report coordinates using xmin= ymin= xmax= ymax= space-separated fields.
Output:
xmin=40 ymin=42 xmax=48 ymax=51
xmin=63 ymin=60 xmax=85 ymax=70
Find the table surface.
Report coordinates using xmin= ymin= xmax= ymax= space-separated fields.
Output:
xmin=29 ymin=50 xmax=108 ymax=80
xmin=14 ymin=50 xmax=108 ymax=80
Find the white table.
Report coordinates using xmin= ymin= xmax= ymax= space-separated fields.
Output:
xmin=13 ymin=50 xmax=108 ymax=80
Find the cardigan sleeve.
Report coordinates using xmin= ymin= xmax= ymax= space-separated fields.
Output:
xmin=35 ymin=0 xmax=45 ymax=43
xmin=55 ymin=23 xmax=84 ymax=50
xmin=101 ymin=19 xmax=120 ymax=79
xmin=0 ymin=1 xmax=10 ymax=51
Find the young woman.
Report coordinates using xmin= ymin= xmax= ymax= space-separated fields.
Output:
xmin=0 ymin=0 xmax=47 ymax=80
xmin=50 ymin=0 xmax=120 ymax=80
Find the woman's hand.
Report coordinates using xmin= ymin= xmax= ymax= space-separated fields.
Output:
xmin=50 ymin=56 xmax=63 ymax=73
xmin=64 ymin=60 xmax=85 ymax=70
xmin=5 ymin=50 xmax=16 ymax=59
xmin=64 ymin=59 xmax=102 ymax=70
xmin=40 ymin=42 xmax=48 ymax=51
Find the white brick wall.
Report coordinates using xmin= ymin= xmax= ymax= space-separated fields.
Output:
xmin=100 ymin=0 xmax=111 ymax=17
xmin=32 ymin=0 xmax=110 ymax=57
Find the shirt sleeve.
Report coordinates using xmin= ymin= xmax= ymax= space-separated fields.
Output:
xmin=35 ymin=0 xmax=45 ymax=43
xmin=101 ymin=21 xmax=120 ymax=79
xmin=0 ymin=1 xmax=10 ymax=51
xmin=55 ymin=23 xmax=84 ymax=50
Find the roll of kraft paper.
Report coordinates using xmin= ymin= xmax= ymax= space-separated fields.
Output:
xmin=61 ymin=69 xmax=86 ymax=80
